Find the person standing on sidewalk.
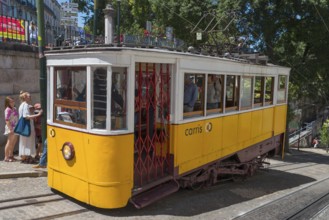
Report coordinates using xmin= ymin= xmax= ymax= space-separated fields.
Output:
xmin=18 ymin=91 xmax=42 ymax=163
xmin=3 ymin=97 xmax=19 ymax=162
xmin=33 ymin=103 xmax=42 ymax=161
xmin=312 ymin=138 xmax=319 ymax=148
xmin=33 ymin=139 xmax=47 ymax=168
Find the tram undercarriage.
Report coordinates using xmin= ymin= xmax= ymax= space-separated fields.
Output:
xmin=130 ymin=134 xmax=284 ymax=208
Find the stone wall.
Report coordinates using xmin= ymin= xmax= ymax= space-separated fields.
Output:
xmin=0 ymin=44 xmax=40 ymax=159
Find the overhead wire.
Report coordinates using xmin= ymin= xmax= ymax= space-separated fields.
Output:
xmin=142 ymin=1 xmax=326 ymax=105
xmin=313 ymin=3 xmax=329 ymax=34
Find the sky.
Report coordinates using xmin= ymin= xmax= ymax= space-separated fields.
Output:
xmin=57 ymin=0 xmax=86 ymax=27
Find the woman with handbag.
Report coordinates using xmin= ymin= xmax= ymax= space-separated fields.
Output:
xmin=18 ymin=91 xmax=42 ymax=163
xmin=3 ymin=96 xmax=19 ymax=162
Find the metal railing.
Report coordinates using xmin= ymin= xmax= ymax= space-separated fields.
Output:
xmin=288 ymin=121 xmax=314 ymax=146
xmin=122 ymin=35 xmax=185 ymax=50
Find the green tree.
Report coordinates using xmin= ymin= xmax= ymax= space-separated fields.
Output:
xmin=320 ymin=119 xmax=329 ymax=152
xmin=71 ymin=0 xmax=329 ymax=117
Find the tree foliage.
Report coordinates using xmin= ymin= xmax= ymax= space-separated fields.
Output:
xmin=73 ymin=0 xmax=329 ymax=113
xmin=320 ymin=119 xmax=329 ymax=149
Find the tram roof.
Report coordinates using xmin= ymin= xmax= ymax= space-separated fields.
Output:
xmin=45 ymin=45 xmax=289 ymax=70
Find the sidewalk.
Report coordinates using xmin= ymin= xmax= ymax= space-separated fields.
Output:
xmin=0 ymin=147 xmax=327 ymax=180
xmin=0 ymin=157 xmax=47 ymax=179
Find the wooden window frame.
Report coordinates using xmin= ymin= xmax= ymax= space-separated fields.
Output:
xmin=53 ymin=66 xmax=87 ymax=128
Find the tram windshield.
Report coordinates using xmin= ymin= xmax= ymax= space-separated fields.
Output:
xmin=53 ymin=66 xmax=127 ymax=131
xmin=54 ymin=67 xmax=87 ymax=128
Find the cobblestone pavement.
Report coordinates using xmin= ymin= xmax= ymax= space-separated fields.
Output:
xmin=0 ymin=147 xmax=328 ymax=220
xmin=0 ymin=157 xmax=47 ymax=179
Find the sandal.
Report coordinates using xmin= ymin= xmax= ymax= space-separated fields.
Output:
xmin=4 ymin=159 xmax=13 ymax=162
xmin=9 ymin=156 xmax=17 ymax=162
xmin=26 ymin=156 xmax=37 ymax=164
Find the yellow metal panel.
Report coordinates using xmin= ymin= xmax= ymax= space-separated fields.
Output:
xmin=203 ymin=117 xmax=223 ymax=155
xmin=173 ymin=117 xmax=223 ymax=174
xmin=47 ymin=126 xmax=133 ymax=209
xmin=175 ymin=121 xmax=204 ymax=165
xmin=223 ymin=115 xmax=238 ymax=148
xmin=238 ymin=112 xmax=252 ymax=142
xmin=262 ymin=108 xmax=274 ymax=134
xmin=251 ymin=110 xmax=262 ymax=138
xmin=89 ymin=182 xmax=131 ymax=208
xmin=274 ymin=105 xmax=287 ymax=135
xmin=61 ymin=172 xmax=89 ymax=203
xmin=171 ymin=106 xmax=286 ymax=176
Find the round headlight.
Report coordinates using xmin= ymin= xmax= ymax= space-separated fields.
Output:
xmin=61 ymin=142 xmax=75 ymax=160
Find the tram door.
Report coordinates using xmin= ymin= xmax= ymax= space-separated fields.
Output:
xmin=134 ymin=63 xmax=172 ymax=188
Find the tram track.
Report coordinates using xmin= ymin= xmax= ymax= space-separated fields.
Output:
xmin=0 ymin=193 xmax=64 ymax=210
xmin=32 ymin=209 xmax=89 ymax=220
xmin=0 ymin=193 xmax=89 ymax=219
xmin=266 ymin=162 xmax=324 ymax=172
xmin=232 ymin=176 xmax=329 ymax=220
xmin=286 ymin=192 xmax=329 ymax=220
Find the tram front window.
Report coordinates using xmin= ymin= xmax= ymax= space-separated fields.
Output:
xmin=92 ymin=67 xmax=108 ymax=129
xmin=91 ymin=67 xmax=127 ymax=130
xmin=54 ymin=67 xmax=87 ymax=128
xmin=111 ymin=67 xmax=127 ymax=130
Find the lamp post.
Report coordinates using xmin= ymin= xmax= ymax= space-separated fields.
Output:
xmin=103 ymin=4 xmax=115 ymax=44
xmin=117 ymin=0 xmax=121 ymax=45
xmin=45 ymin=21 xmax=50 ymax=46
xmin=93 ymin=0 xmax=98 ymax=44
xmin=36 ymin=0 xmax=47 ymax=151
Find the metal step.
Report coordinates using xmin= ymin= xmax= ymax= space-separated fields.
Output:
xmin=130 ymin=180 xmax=179 ymax=209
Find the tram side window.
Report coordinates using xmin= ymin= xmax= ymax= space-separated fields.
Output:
xmin=265 ymin=77 xmax=274 ymax=106
xmin=183 ymin=73 xmax=205 ymax=118
xmin=92 ymin=67 xmax=107 ymax=129
xmin=54 ymin=67 xmax=87 ymax=128
xmin=277 ymin=75 xmax=287 ymax=103
xmin=111 ymin=67 xmax=127 ymax=130
xmin=225 ymin=75 xmax=240 ymax=111
xmin=240 ymin=76 xmax=253 ymax=110
xmin=206 ymin=74 xmax=223 ymax=114
xmin=254 ymin=76 xmax=264 ymax=107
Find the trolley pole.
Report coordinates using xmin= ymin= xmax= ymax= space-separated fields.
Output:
xmin=36 ymin=0 xmax=47 ymax=146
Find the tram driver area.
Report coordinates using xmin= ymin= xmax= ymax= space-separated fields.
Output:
xmin=54 ymin=66 xmax=127 ymax=130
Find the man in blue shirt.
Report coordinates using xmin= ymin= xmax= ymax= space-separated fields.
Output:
xmin=184 ymin=74 xmax=198 ymax=112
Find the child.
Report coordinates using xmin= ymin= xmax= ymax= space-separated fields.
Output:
xmin=33 ymin=103 xmax=42 ymax=160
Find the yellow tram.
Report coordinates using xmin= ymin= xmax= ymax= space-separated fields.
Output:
xmin=45 ymin=46 xmax=289 ymax=209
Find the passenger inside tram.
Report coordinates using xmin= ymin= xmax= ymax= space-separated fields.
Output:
xmin=111 ymin=73 xmax=124 ymax=114
xmin=183 ymin=74 xmax=198 ymax=112
xmin=207 ymin=75 xmax=221 ymax=110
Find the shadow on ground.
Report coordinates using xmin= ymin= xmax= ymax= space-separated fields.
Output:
xmin=90 ymin=149 xmax=329 ymax=217
xmin=52 ymin=148 xmax=329 ymax=217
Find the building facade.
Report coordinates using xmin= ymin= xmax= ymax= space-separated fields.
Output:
xmin=0 ymin=0 xmax=62 ymax=46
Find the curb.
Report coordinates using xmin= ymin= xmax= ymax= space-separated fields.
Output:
xmin=0 ymin=171 xmax=47 ymax=179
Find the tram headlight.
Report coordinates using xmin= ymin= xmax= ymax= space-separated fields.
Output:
xmin=61 ymin=142 xmax=75 ymax=160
